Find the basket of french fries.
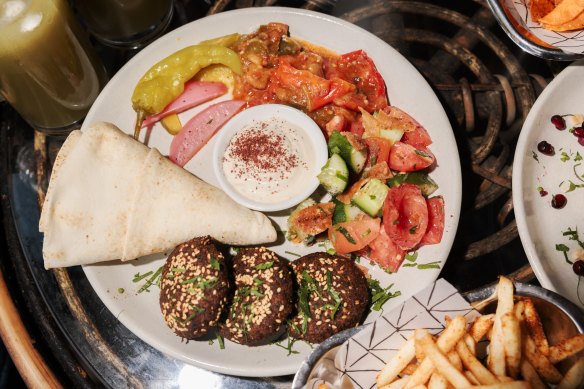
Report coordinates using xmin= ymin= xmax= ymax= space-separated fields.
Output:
xmin=293 ymin=277 xmax=584 ymax=389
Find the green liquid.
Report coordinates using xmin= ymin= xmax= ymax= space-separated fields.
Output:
xmin=0 ymin=0 xmax=107 ymax=130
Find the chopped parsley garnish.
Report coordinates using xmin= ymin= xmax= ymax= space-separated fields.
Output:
xmin=367 ymin=279 xmax=401 ymax=311
xmin=132 ymin=271 xmax=153 ymax=283
xmin=181 ymin=275 xmax=203 ymax=285
xmin=326 ymin=272 xmax=343 ymax=319
xmin=556 ymin=244 xmax=572 ymax=264
xmin=414 ymin=150 xmax=431 ymax=158
xmin=273 ymin=335 xmax=300 ymax=356
xmin=336 ymin=226 xmax=356 ymax=244
xmin=117 ymin=288 xmax=125 ymax=294
xmin=217 ymin=334 xmax=225 ymax=350
xmin=401 ymin=252 xmax=441 ymax=270
xmin=210 ymin=257 xmax=220 ymax=270
xmin=405 ymin=251 xmax=418 ymax=262
xmin=561 ymin=151 xmax=570 ymax=162
xmin=409 ymin=225 xmax=418 ymax=234
xmin=284 ymin=251 xmax=301 ymax=258
xmin=556 ymin=227 xmax=584 ymax=265
xmin=417 ymin=261 xmax=442 ymax=270
xmin=137 ymin=266 xmax=163 ymax=293
xmin=532 ymin=151 xmax=539 ymax=162
xmin=255 ymin=261 xmax=274 ymax=270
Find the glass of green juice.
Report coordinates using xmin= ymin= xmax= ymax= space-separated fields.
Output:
xmin=0 ymin=0 xmax=108 ymax=135
xmin=72 ymin=0 xmax=174 ymax=49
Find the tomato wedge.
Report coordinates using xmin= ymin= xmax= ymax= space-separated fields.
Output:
xmin=383 ymin=184 xmax=429 ymax=250
xmin=388 ymin=141 xmax=435 ymax=172
xmin=401 ymin=125 xmax=432 ymax=148
xmin=169 ymin=100 xmax=245 ymax=167
xmin=328 ymin=218 xmax=381 ymax=255
xmin=367 ymin=225 xmax=405 ymax=273
xmin=420 ymin=196 xmax=445 ymax=245
xmin=142 ymin=81 xmax=228 ymax=127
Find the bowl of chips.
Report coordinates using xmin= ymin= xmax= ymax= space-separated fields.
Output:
xmin=485 ymin=0 xmax=584 ymax=60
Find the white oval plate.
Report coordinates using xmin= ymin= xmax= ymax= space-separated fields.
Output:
xmin=81 ymin=7 xmax=461 ymax=377
xmin=513 ymin=60 xmax=584 ymax=309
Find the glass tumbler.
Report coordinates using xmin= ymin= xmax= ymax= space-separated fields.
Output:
xmin=72 ymin=0 xmax=174 ymax=49
xmin=0 ymin=0 xmax=108 ymax=135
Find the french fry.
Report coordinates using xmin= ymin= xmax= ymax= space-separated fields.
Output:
xmin=523 ymin=333 xmax=563 ymax=384
xmin=500 ymin=312 xmax=521 ymax=378
xmin=469 ymin=314 xmax=494 ymax=342
xmin=447 ymin=351 xmax=462 ymax=371
xmin=455 ymin=340 xmax=499 ymax=385
xmin=374 ymin=276 xmax=584 ymax=389
xmin=404 ymin=317 xmax=466 ymax=388
xmin=488 ymin=276 xmax=515 ymax=377
xmin=513 ymin=300 xmax=525 ymax=322
xmin=427 ymin=373 xmax=448 ymax=389
xmin=520 ymin=359 xmax=548 ymax=389
xmin=549 ymin=334 xmax=584 ymax=364
xmin=472 ymin=382 xmax=530 ymax=389
xmin=400 ymin=363 xmax=418 ymax=376
xmin=377 ymin=337 xmax=416 ymax=387
xmin=523 ymin=298 xmax=550 ymax=356
xmin=463 ymin=370 xmax=480 ymax=385
xmin=414 ymin=329 xmax=471 ymax=389
xmin=381 ymin=376 xmax=410 ymax=389
xmin=557 ymin=357 xmax=584 ymax=389
xmin=463 ymin=333 xmax=476 ymax=356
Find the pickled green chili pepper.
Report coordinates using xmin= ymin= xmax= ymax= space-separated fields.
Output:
xmin=131 ymin=44 xmax=242 ymax=139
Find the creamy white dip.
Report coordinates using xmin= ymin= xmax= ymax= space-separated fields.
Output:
xmin=222 ymin=117 xmax=316 ymax=204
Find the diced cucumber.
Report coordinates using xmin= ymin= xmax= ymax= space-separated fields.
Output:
xmin=386 ymin=172 xmax=439 ymax=196
xmin=351 ymin=178 xmax=390 ymax=217
xmin=318 ymin=154 xmax=349 ymax=195
xmin=404 ymin=172 xmax=439 ymax=196
xmin=386 ymin=174 xmax=408 ymax=188
xmin=328 ymin=131 xmax=367 ymax=173
xmin=332 ymin=199 xmax=366 ymax=224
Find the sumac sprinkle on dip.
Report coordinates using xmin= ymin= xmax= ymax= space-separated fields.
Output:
xmin=222 ymin=117 xmax=315 ymax=204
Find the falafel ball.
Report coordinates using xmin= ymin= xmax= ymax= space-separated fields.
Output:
xmin=159 ymin=236 xmax=230 ymax=340
xmin=219 ymin=247 xmax=294 ymax=346
xmin=289 ymin=252 xmax=369 ymax=343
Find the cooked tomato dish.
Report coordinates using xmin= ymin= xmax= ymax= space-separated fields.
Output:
xmin=227 ymin=23 xmax=445 ymax=273
xmin=230 ymin=22 xmax=387 ymax=135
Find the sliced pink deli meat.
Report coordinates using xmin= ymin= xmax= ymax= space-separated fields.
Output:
xmin=169 ymin=100 xmax=245 ymax=167
xmin=142 ymin=81 xmax=228 ymax=127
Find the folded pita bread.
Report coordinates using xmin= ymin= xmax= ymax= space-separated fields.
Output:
xmin=40 ymin=122 xmax=277 ymax=269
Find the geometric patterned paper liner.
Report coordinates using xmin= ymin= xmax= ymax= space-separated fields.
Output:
xmin=304 ymin=279 xmax=480 ymax=389
xmin=505 ymin=0 xmax=584 ymax=54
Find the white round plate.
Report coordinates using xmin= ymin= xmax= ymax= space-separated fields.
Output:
xmin=81 ymin=7 xmax=461 ymax=377
xmin=513 ymin=60 xmax=584 ymax=309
